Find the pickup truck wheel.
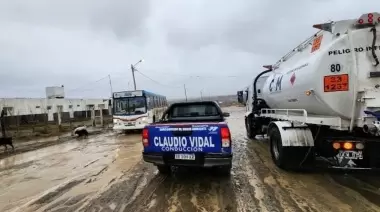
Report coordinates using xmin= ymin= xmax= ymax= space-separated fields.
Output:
xmin=218 ymin=165 xmax=232 ymax=176
xmin=157 ymin=165 xmax=171 ymax=175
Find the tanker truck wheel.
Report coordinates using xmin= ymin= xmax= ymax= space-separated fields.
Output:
xmin=269 ymin=125 xmax=314 ymax=171
xmin=245 ymin=117 xmax=256 ymax=139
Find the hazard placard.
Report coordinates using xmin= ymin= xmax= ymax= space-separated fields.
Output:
xmin=311 ymin=35 xmax=323 ymax=53
xmin=324 ymin=74 xmax=349 ymax=92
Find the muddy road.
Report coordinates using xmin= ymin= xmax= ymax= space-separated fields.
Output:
xmin=1 ymin=107 xmax=380 ymax=212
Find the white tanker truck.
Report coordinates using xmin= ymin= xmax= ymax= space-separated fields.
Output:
xmin=238 ymin=12 xmax=380 ymax=171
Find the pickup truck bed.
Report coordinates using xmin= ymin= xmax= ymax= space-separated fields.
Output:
xmin=141 ymin=101 xmax=232 ymax=175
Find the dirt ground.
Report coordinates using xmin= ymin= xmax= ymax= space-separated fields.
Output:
xmin=1 ymin=107 xmax=380 ymax=212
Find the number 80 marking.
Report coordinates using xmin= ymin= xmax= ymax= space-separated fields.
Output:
xmin=330 ymin=64 xmax=341 ymax=72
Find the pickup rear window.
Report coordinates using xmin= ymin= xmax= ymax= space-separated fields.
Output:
xmin=171 ymin=104 xmax=220 ymax=117
xmin=161 ymin=102 xmax=223 ymax=122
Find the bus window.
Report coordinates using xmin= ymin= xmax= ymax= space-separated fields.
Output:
xmin=146 ymin=96 xmax=153 ymax=110
xmin=155 ymin=97 xmax=159 ymax=108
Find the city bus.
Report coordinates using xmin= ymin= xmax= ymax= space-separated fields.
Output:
xmin=112 ymin=90 xmax=168 ymax=131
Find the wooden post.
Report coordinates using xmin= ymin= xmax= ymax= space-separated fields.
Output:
xmin=91 ymin=107 xmax=95 ymax=127
xmin=57 ymin=106 xmax=63 ymax=132
xmin=98 ymin=104 xmax=105 ymax=127
xmin=100 ymin=108 xmax=103 ymax=126
xmin=1 ymin=109 xmax=6 ymax=137
xmin=57 ymin=106 xmax=62 ymax=126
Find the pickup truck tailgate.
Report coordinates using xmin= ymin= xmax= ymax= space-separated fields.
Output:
xmin=144 ymin=122 xmax=230 ymax=154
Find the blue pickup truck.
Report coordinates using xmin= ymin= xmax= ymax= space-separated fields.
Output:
xmin=142 ymin=101 xmax=232 ymax=175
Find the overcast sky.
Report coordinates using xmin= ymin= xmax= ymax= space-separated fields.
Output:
xmin=0 ymin=0 xmax=378 ymax=99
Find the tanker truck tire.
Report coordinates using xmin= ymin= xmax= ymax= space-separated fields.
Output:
xmin=269 ymin=125 xmax=315 ymax=171
xmin=245 ymin=117 xmax=256 ymax=139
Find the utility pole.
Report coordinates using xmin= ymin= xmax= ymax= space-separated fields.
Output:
xmin=108 ymin=74 xmax=113 ymax=96
xmin=131 ymin=64 xmax=137 ymax=90
xmin=184 ymin=84 xmax=188 ymax=102
xmin=200 ymin=91 xmax=203 ymax=101
xmin=130 ymin=59 xmax=144 ymax=91
xmin=108 ymin=74 xmax=113 ymax=115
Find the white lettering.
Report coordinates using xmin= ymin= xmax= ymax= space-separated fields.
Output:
xmin=198 ymin=137 xmax=204 ymax=147
xmin=154 ymin=137 xmax=159 ymax=146
xmin=153 ymin=136 xmax=215 ymax=150
xmin=204 ymin=137 xmax=209 ymax=147
xmin=209 ymin=136 xmax=215 ymax=147
xmin=181 ymin=137 xmax=187 ymax=146
xmin=168 ymin=137 xmax=173 ymax=146
xmin=189 ymin=137 xmax=196 ymax=147
xmin=160 ymin=146 xmax=203 ymax=152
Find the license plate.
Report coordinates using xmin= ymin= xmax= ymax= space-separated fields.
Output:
xmin=336 ymin=150 xmax=363 ymax=160
xmin=125 ymin=122 xmax=134 ymax=126
xmin=174 ymin=154 xmax=195 ymax=160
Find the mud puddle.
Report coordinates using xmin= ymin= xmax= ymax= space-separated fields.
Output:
xmin=3 ymin=107 xmax=380 ymax=212
xmin=0 ymin=131 xmax=142 ymax=212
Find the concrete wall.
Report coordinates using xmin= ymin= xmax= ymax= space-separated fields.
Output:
xmin=0 ymin=98 xmax=109 ymax=115
xmin=0 ymin=98 xmax=111 ymax=126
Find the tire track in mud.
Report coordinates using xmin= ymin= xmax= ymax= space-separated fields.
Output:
xmin=20 ymin=107 xmax=380 ymax=212
xmin=124 ymin=167 xmax=238 ymax=212
xmin=0 ymin=130 xmax=112 ymax=161
xmin=231 ymin=132 xmax=289 ymax=212
xmin=247 ymin=138 xmax=380 ymax=212
xmin=9 ymin=133 xmax=143 ymax=212
xmin=227 ymin=107 xmax=380 ymax=212
xmin=76 ymin=161 xmax=159 ymax=212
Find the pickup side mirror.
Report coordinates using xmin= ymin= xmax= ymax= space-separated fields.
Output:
xmin=222 ymin=112 xmax=230 ymax=117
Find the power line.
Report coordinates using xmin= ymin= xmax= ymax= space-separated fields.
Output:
xmin=119 ymin=68 xmax=251 ymax=79
xmin=134 ymin=69 xmax=182 ymax=88
xmin=66 ymin=75 xmax=109 ymax=93
xmin=64 ymin=68 xmax=252 ymax=94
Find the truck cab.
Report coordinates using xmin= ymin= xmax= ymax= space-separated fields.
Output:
xmin=142 ymin=101 xmax=232 ymax=175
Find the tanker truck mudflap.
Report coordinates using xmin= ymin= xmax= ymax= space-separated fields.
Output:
xmin=142 ymin=122 xmax=232 ymax=171
xmin=267 ymin=121 xmax=316 ymax=170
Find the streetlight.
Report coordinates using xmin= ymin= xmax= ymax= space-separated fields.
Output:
xmin=131 ymin=59 xmax=144 ymax=90
xmin=200 ymin=88 xmax=204 ymax=101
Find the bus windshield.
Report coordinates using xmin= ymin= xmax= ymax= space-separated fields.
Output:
xmin=113 ymin=96 xmax=147 ymax=115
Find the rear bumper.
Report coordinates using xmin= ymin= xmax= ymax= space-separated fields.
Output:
xmin=143 ymin=152 xmax=232 ymax=167
xmin=113 ymin=124 xmax=146 ymax=131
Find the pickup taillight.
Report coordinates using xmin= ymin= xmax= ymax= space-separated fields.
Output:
xmin=221 ymin=127 xmax=231 ymax=148
xmin=142 ymin=128 xmax=149 ymax=147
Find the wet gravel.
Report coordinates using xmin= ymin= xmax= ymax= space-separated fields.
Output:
xmin=1 ymin=107 xmax=380 ymax=212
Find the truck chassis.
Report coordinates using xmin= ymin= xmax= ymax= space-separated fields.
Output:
xmin=246 ymin=107 xmax=380 ymax=171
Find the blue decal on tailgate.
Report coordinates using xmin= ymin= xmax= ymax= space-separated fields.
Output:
xmin=144 ymin=124 xmax=228 ymax=153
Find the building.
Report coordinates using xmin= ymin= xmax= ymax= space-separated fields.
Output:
xmin=0 ymin=86 xmax=111 ymax=125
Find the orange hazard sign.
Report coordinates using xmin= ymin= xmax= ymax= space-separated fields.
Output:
xmin=324 ymin=74 xmax=349 ymax=92
xmin=311 ymin=35 xmax=323 ymax=53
